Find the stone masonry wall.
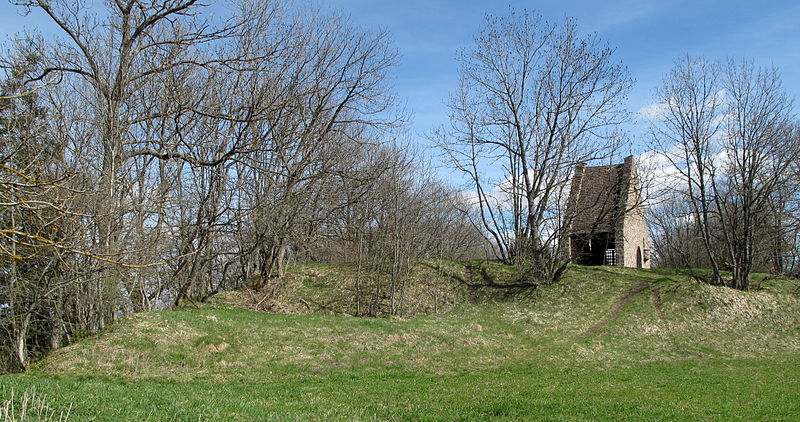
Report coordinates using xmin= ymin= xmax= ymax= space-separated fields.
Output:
xmin=615 ymin=156 xmax=650 ymax=268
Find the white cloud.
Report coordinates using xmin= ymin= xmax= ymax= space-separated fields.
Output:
xmin=637 ymin=102 xmax=668 ymax=121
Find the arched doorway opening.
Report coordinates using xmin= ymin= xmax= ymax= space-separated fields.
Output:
xmin=636 ymin=246 xmax=643 ymax=268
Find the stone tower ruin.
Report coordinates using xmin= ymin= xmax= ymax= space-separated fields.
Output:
xmin=564 ymin=156 xmax=650 ymax=268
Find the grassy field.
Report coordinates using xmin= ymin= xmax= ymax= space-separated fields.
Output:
xmin=1 ymin=263 xmax=799 ymax=421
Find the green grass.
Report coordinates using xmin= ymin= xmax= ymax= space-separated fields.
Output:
xmin=2 ymin=262 xmax=799 ymax=420
xmin=4 ymin=359 xmax=799 ymax=421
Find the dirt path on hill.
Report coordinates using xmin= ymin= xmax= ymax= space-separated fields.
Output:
xmin=650 ymin=287 xmax=664 ymax=320
xmin=464 ymin=264 xmax=477 ymax=303
xmin=578 ymin=280 xmax=650 ymax=339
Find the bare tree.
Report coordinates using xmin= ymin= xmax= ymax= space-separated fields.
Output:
xmin=648 ymin=56 xmax=797 ymax=290
xmin=8 ymin=0 xmax=258 ymax=327
xmin=0 ymin=0 xmax=488 ymax=370
xmin=1 ymin=0 xmax=407 ymax=368
xmin=434 ymin=9 xmax=632 ymax=283
xmin=0 ymin=50 xmax=80 ymax=370
xmin=226 ymin=8 xmax=401 ymax=292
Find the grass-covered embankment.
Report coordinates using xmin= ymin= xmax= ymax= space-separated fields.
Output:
xmin=1 ymin=263 xmax=799 ymax=420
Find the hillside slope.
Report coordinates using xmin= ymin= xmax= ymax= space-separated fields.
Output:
xmin=1 ymin=263 xmax=799 ymax=421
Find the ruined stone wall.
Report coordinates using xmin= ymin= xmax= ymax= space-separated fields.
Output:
xmin=566 ymin=156 xmax=651 ymax=268
xmin=568 ymin=164 xmax=622 ymax=234
xmin=621 ymin=207 xmax=650 ymax=268
xmin=615 ymin=156 xmax=650 ymax=268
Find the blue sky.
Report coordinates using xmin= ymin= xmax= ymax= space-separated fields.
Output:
xmin=320 ymin=0 xmax=800 ymax=153
xmin=2 ymin=0 xmax=799 ymax=157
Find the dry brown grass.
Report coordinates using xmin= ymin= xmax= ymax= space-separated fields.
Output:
xmin=32 ymin=263 xmax=800 ymax=383
xmin=0 ymin=387 xmax=71 ymax=422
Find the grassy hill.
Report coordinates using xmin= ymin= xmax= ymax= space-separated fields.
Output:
xmin=1 ymin=262 xmax=799 ymax=421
